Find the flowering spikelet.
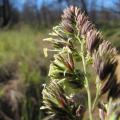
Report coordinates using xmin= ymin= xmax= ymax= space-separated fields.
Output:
xmin=44 ymin=26 xmax=81 ymax=61
xmin=44 ymin=26 xmax=70 ymax=49
xmin=86 ymin=30 xmax=103 ymax=54
xmin=77 ymin=12 xmax=88 ymax=28
xmin=62 ymin=6 xmax=76 ymax=34
xmin=93 ymin=41 xmax=117 ymax=80
xmin=41 ymin=82 xmax=85 ymax=120
xmin=93 ymin=41 xmax=117 ymax=95
xmin=49 ymin=53 xmax=85 ymax=88
xmin=81 ymin=21 xmax=94 ymax=36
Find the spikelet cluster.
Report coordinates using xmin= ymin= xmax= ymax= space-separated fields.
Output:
xmin=49 ymin=53 xmax=85 ymax=88
xmin=61 ymin=6 xmax=103 ymax=54
xmin=41 ymin=82 xmax=85 ymax=120
xmin=62 ymin=6 xmax=118 ymax=98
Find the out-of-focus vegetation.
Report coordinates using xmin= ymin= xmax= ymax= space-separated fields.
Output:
xmin=0 ymin=0 xmax=119 ymax=119
xmin=102 ymin=24 xmax=120 ymax=49
xmin=0 ymin=25 xmax=50 ymax=120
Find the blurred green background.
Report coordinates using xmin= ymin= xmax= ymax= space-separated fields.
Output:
xmin=0 ymin=0 xmax=120 ymax=120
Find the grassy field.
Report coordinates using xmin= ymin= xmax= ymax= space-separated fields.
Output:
xmin=0 ymin=26 xmax=45 ymax=63
xmin=0 ymin=25 xmax=51 ymax=120
xmin=0 ymin=25 xmax=52 ymax=81
xmin=99 ymin=22 xmax=120 ymax=48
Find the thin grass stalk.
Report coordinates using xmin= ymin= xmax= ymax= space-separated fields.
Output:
xmin=80 ymin=39 xmax=93 ymax=120
xmin=92 ymin=76 xmax=101 ymax=112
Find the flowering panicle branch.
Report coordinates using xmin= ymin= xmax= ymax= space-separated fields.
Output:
xmin=62 ymin=6 xmax=119 ymax=99
xmin=42 ymin=5 xmax=120 ymax=120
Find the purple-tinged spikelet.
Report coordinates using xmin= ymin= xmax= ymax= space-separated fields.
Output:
xmin=93 ymin=41 xmax=118 ymax=96
xmin=62 ymin=6 xmax=76 ymax=34
xmin=93 ymin=41 xmax=117 ymax=80
xmin=86 ymin=30 xmax=103 ymax=54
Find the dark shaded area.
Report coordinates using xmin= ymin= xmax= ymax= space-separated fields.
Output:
xmin=0 ymin=0 xmax=11 ymax=27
